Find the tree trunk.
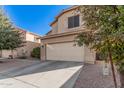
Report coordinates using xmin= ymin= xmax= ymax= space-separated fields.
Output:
xmin=108 ymin=49 xmax=117 ymax=88
xmin=0 ymin=50 xmax=2 ymax=58
xmin=11 ymin=50 xmax=14 ymax=59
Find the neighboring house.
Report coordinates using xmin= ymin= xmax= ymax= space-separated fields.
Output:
xmin=0 ymin=28 xmax=41 ymax=58
xmin=41 ymin=6 xmax=96 ymax=64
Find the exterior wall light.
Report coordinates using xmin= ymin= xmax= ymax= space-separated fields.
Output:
xmin=41 ymin=45 xmax=44 ymax=48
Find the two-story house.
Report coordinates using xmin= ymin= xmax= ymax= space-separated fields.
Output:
xmin=16 ymin=28 xmax=41 ymax=58
xmin=0 ymin=28 xmax=41 ymax=58
xmin=41 ymin=6 xmax=96 ymax=64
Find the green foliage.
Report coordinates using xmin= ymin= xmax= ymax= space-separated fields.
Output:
xmin=0 ymin=8 xmax=24 ymax=51
xmin=96 ymin=52 xmax=106 ymax=60
xmin=0 ymin=30 xmax=24 ymax=50
xmin=31 ymin=47 xmax=40 ymax=58
xmin=0 ymin=9 xmax=13 ymax=32
xmin=76 ymin=5 xmax=124 ymax=72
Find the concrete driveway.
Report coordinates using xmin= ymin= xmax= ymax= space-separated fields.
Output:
xmin=0 ymin=59 xmax=83 ymax=88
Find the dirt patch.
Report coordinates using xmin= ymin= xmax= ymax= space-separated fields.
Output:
xmin=74 ymin=62 xmax=120 ymax=88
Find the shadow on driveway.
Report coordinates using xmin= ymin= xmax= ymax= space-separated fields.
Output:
xmin=0 ymin=60 xmax=83 ymax=88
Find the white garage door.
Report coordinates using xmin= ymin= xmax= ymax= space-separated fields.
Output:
xmin=46 ymin=42 xmax=84 ymax=62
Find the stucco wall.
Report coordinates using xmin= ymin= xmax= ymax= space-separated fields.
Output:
xmin=26 ymin=32 xmax=41 ymax=43
xmin=84 ymin=46 xmax=96 ymax=64
xmin=51 ymin=22 xmax=58 ymax=34
xmin=50 ymin=8 xmax=85 ymax=34
xmin=26 ymin=33 xmax=35 ymax=42
xmin=42 ymin=34 xmax=76 ymax=44
xmin=41 ymin=44 xmax=46 ymax=61
xmin=1 ymin=50 xmax=17 ymax=58
xmin=0 ymin=41 xmax=40 ymax=58
xmin=16 ymin=41 xmax=40 ymax=57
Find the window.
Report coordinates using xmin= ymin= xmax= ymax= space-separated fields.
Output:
xmin=34 ymin=37 xmax=39 ymax=42
xmin=68 ymin=15 xmax=79 ymax=28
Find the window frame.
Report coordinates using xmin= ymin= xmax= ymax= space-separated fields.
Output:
xmin=68 ymin=15 xmax=80 ymax=29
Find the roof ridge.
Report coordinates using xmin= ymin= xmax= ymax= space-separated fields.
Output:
xmin=16 ymin=26 xmax=42 ymax=37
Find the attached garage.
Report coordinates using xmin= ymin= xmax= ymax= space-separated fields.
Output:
xmin=46 ymin=42 xmax=85 ymax=62
xmin=41 ymin=31 xmax=96 ymax=64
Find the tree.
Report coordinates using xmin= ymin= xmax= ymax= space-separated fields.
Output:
xmin=0 ymin=8 xmax=24 ymax=58
xmin=76 ymin=5 xmax=124 ymax=88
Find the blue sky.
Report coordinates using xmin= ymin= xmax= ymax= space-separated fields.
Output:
xmin=3 ymin=5 xmax=70 ymax=35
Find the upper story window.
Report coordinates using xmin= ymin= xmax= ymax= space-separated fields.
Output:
xmin=68 ymin=15 xmax=80 ymax=29
xmin=34 ymin=37 xmax=39 ymax=42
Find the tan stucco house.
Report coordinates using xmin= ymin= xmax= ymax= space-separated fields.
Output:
xmin=0 ymin=28 xmax=41 ymax=58
xmin=41 ymin=6 xmax=96 ymax=64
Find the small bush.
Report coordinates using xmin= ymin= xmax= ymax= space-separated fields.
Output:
xmin=31 ymin=47 xmax=40 ymax=58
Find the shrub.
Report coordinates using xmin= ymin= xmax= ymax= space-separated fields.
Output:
xmin=31 ymin=47 xmax=40 ymax=58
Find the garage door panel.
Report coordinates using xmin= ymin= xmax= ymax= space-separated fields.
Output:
xmin=46 ymin=42 xmax=84 ymax=62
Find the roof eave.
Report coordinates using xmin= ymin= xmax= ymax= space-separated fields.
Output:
xmin=50 ymin=6 xmax=80 ymax=26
